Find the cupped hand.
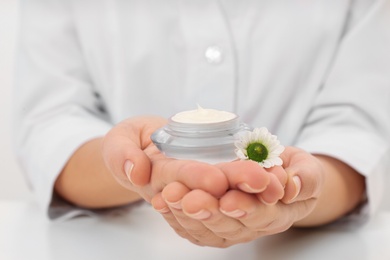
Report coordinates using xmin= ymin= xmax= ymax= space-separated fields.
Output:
xmin=101 ymin=116 xmax=230 ymax=202
xmin=151 ymin=146 xmax=326 ymax=247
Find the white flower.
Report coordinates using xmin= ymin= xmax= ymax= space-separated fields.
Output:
xmin=234 ymin=127 xmax=285 ymax=168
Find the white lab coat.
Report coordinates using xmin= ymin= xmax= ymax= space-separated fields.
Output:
xmin=13 ymin=0 xmax=390 ymax=219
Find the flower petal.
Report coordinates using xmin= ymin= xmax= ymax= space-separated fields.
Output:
xmin=234 ymin=127 xmax=284 ymax=167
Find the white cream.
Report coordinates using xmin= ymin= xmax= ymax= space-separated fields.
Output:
xmin=171 ymin=106 xmax=236 ymax=124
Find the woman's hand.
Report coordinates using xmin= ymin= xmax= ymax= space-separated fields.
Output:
xmin=56 ymin=116 xmax=231 ymax=209
xmin=150 ymin=147 xmax=336 ymax=247
xmin=149 ymin=160 xmax=288 ymax=247
xmin=102 ymin=116 xmax=231 ymax=203
xmin=55 ymin=116 xmax=169 ymax=208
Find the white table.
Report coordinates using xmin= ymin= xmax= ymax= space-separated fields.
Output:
xmin=1 ymin=200 xmax=389 ymax=260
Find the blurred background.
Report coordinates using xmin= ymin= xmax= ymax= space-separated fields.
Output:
xmin=0 ymin=0 xmax=30 ymax=199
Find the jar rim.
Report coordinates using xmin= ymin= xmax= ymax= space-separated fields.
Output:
xmin=167 ymin=115 xmax=239 ymax=133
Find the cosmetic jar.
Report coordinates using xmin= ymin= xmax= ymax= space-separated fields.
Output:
xmin=151 ymin=108 xmax=251 ymax=164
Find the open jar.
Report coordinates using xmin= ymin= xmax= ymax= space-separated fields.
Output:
xmin=151 ymin=108 xmax=251 ymax=164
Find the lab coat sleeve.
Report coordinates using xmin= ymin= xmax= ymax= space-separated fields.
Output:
xmin=13 ymin=0 xmax=113 ymax=218
xmin=295 ymin=0 xmax=390 ymax=216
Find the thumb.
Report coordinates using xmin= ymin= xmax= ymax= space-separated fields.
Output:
xmin=282 ymin=170 xmax=302 ymax=204
xmin=119 ymin=141 xmax=152 ymax=187
xmin=103 ymin=134 xmax=151 ymax=188
xmin=102 ymin=119 xmax=156 ymax=188
xmin=282 ymin=161 xmax=324 ymax=204
xmin=280 ymin=147 xmax=324 ymax=204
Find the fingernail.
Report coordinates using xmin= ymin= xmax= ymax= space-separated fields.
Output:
xmin=166 ymin=200 xmax=182 ymax=210
xmin=187 ymin=209 xmax=211 ymax=220
xmin=237 ymin=183 xmax=266 ymax=193
xmin=156 ymin=207 xmax=170 ymax=214
xmin=124 ymin=160 xmax=134 ymax=184
xmin=220 ymin=208 xmax=246 ymax=218
xmin=259 ymin=196 xmax=278 ymax=206
xmin=290 ymin=176 xmax=301 ymax=203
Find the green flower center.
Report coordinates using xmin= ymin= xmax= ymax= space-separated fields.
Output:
xmin=246 ymin=142 xmax=268 ymax=163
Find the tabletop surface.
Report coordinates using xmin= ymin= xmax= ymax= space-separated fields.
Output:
xmin=1 ymin=200 xmax=390 ymax=260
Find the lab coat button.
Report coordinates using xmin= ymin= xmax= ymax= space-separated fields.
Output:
xmin=205 ymin=46 xmax=223 ymax=64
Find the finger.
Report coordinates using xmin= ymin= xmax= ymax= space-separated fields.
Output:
xmin=216 ymin=160 xmax=270 ymax=193
xmin=151 ymin=192 xmax=170 ymax=214
xmin=102 ymin=116 xmax=166 ymax=188
xmin=281 ymin=147 xmax=324 ymax=204
xmin=279 ymin=146 xmax=296 ymax=166
xmin=162 ymin=183 xmax=224 ymax=247
xmin=153 ymin=185 xmax=202 ymax=245
xmin=180 ymin=190 xmax=245 ymax=247
xmin=220 ymin=190 xmax=269 ymax=228
xmin=257 ymin=173 xmax=284 ymax=205
xmin=181 ymin=190 xmax=250 ymax=246
xmin=220 ymin=190 xmax=292 ymax=235
xmin=161 ymin=182 xmax=189 ymax=210
xmin=282 ymin=173 xmax=302 ymax=203
xmin=151 ymin=159 xmax=229 ymax=198
xmin=103 ymin=131 xmax=151 ymax=187
xmin=268 ymin=166 xmax=287 ymax=188
xmin=152 ymin=193 xmax=201 ymax=245
xmin=286 ymin=164 xmax=323 ymax=203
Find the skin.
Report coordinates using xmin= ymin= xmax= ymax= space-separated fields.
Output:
xmin=55 ymin=116 xmax=365 ymax=248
